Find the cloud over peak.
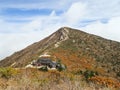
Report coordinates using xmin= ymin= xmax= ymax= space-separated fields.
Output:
xmin=0 ymin=0 xmax=120 ymax=59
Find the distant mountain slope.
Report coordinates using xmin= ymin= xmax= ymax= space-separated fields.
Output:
xmin=0 ymin=27 xmax=120 ymax=80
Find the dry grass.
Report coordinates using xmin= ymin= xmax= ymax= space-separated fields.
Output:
xmin=0 ymin=27 xmax=120 ymax=90
xmin=0 ymin=68 xmax=119 ymax=90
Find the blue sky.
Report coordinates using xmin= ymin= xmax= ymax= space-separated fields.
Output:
xmin=0 ymin=0 xmax=120 ymax=60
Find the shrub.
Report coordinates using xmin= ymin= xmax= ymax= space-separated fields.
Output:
xmin=75 ymin=69 xmax=98 ymax=81
xmin=83 ymin=70 xmax=98 ymax=80
xmin=56 ymin=59 xmax=67 ymax=72
xmin=0 ymin=67 xmax=18 ymax=79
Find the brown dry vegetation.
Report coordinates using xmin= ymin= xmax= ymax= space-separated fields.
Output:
xmin=0 ymin=68 xmax=119 ymax=90
xmin=0 ymin=27 xmax=120 ymax=89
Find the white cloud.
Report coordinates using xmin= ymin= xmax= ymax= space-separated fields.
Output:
xmin=0 ymin=12 xmax=64 ymax=60
xmin=82 ymin=0 xmax=120 ymax=19
xmin=20 ymin=18 xmax=42 ymax=32
xmin=0 ymin=0 xmax=120 ymax=60
xmin=65 ymin=2 xmax=87 ymax=25
xmin=82 ymin=17 xmax=120 ymax=42
xmin=0 ymin=19 xmax=21 ymax=33
xmin=0 ymin=31 xmax=55 ymax=60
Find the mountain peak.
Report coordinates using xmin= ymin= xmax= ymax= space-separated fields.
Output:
xmin=0 ymin=27 xmax=120 ymax=81
xmin=57 ymin=27 xmax=70 ymax=41
xmin=58 ymin=26 xmax=71 ymax=30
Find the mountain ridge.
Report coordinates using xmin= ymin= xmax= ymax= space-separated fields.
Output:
xmin=0 ymin=27 xmax=120 ymax=80
xmin=0 ymin=27 xmax=71 ymax=67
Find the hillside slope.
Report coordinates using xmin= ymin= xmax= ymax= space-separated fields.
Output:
xmin=0 ymin=27 xmax=120 ymax=80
